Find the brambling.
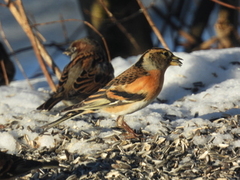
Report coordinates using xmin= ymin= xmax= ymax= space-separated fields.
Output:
xmin=40 ymin=48 xmax=182 ymax=138
xmin=37 ymin=37 xmax=114 ymax=111
xmin=0 ymin=151 xmax=58 ymax=179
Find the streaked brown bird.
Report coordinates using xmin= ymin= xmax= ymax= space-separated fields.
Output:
xmin=40 ymin=48 xmax=182 ymax=138
xmin=0 ymin=151 xmax=58 ymax=179
xmin=37 ymin=37 xmax=114 ymax=111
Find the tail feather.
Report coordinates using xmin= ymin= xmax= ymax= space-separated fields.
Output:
xmin=40 ymin=111 xmax=83 ymax=130
xmin=37 ymin=97 xmax=62 ymax=111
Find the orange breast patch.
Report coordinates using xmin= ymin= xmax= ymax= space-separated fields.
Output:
xmin=124 ymin=69 xmax=164 ymax=100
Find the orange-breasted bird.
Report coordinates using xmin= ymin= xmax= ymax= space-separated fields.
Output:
xmin=40 ymin=48 xmax=182 ymax=138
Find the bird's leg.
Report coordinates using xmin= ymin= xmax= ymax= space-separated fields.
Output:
xmin=116 ymin=115 xmax=141 ymax=139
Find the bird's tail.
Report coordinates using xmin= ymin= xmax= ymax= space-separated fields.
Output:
xmin=37 ymin=97 xmax=62 ymax=111
xmin=40 ymin=110 xmax=83 ymax=131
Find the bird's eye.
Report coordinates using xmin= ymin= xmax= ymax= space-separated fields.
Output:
xmin=162 ymin=51 xmax=169 ymax=57
xmin=72 ymin=47 xmax=77 ymax=53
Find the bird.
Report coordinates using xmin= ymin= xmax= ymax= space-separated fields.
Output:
xmin=40 ymin=48 xmax=182 ymax=138
xmin=37 ymin=37 xmax=114 ymax=111
xmin=0 ymin=151 xmax=58 ymax=179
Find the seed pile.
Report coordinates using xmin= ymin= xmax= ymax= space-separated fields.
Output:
xmin=1 ymin=115 xmax=239 ymax=180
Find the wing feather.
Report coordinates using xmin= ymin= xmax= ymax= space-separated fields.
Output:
xmin=63 ymin=65 xmax=148 ymax=112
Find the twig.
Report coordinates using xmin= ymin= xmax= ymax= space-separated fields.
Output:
xmin=98 ymin=0 xmax=142 ymax=53
xmin=0 ymin=60 xmax=9 ymax=85
xmin=5 ymin=0 xmax=61 ymax=82
xmin=84 ymin=21 xmax=111 ymax=62
xmin=28 ymin=16 xmax=62 ymax=80
xmin=36 ymin=40 xmax=62 ymax=80
xmin=32 ymin=19 xmax=111 ymax=63
xmin=8 ymin=42 xmax=66 ymax=56
xmin=195 ymin=37 xmax=218 ymax=50
xmin=211 ymin=0 xmax=240 ymax=10
xmin=0 ymin=3 xmax=7 ymax=7
xmin=136 ymin=0 xmax=169 ymax=50
xmin=5 ymin=0 xmax=56 ymax=91
xmin=152 ymin=6 xmax=196 ymax=45
xmin=0 ymin=21 xmax=33 ymax=88
xmin=59 ymin=14 xmax=69 ymax=42
xmin=29 ymin=18 xmax=46 ymax=43
xmin=83 ymin=2 xmax=155 ymax=25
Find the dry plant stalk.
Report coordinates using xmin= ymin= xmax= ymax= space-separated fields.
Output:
xmin=0 ymin=60 xmax=9 ymax=85
xmin=196 ymin=9 xmax=240 ymax=50
xmin=28 ymin=18 xmax=61 ymax=77
xmin=84 ymin=21 xmax=112 ymax=62
xmin=33 ymin=19 xmax=111 ymax=63
xmin=194 ymin=37 xmax=218 ymax=50
xmin=5 ymin=0 xmax=57 ymax=91
xmin=151 ymin=6 xmax=196 ymax=45
xmin=0 ymin=21 xmax=33 ymax=88
xmin=211 ymin=0 xmax=240 ymax=10
xmin=59 ymin=14 xmax=69 ymax=42
xmin=136 ymin=0 xmax=169 ymax=50
xmin=36 ymin=41 xmax=61 ymax=79
xmin=98 ymin=0 xmax=141 ymax=53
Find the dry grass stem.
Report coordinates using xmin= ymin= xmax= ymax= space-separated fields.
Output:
xmin=196 ymin=37 xmax=218 ymax=50
xmin=33 ymin=19 xmax=111 ymax=63
xmin=98 ymin=0 xmax=142 ymax=53
xmin=0 ymin=60 xmax=9 ymax=85
xmin=5 ymin=0 xmax=56 ymax=91
xmin=59 ymin=14 xmax=69 ymax=42
xmin=151 ymin=6 xmax=196 ymax=45
xmin=0 ymin=21 xmax=33 ymax=88
xmin=36 ymin=41 xmax=61 ymax=80
xmin=211 ymin=0 xmax=240 ymax=10
xmin=136 ymin=0 xmax=169 ymax=50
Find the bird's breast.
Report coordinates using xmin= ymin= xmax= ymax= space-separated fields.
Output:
xmin=124 ymin=69 xmax=164 ymax=101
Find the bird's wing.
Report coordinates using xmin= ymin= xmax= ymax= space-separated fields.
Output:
xmin=56 ymin=52 xmax=113 ymax=99
xmin=72 ymin=52 xmax=114 ymax=96
xmin=63 ymin=66 xmax=148 ymax=112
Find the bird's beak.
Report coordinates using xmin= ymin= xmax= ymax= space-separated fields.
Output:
xmin=63 ymin=47 xmax=76 ymax=56
xmin=63 ymin=48 xmax=71 ymax=56
xmin=170 ymin=55 xmax=182 ymax=66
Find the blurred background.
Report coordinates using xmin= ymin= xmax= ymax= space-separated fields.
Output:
xmin=0 ymin=0 xmax=239 ymax=84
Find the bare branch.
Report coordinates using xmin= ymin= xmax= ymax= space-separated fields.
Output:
xmin=98 ymin=0 xmax=142 ymax=53
xmin=136 ymin=0 xmax=169 ymax=50
xmin=84 ymin=21 xmax=111 ymax=62
xmin=0 ymin=60 xmax=9 ymax=85
xmin=9 ymin=42 xmax=66 ymax=56
xmin=211 ymin=0 xmax=240 ymax=10
xmin=0 ymin=3 xmax=7 ymax=7
xmin=5 ymin=0 xmax=56 ymax=91
xmin=151 ymin=6 xmax=196 ymax=44
xmin=0 ymin=21 xmax=33 ymax=88
xmin=33 ymin=19 xmax=111 ymax=63
xmin=59 ymin=14 xmax=69 ymax=42
xmin=83 ymin=2 xmax=155 ymax=25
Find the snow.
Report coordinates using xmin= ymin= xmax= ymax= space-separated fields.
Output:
xmin=0 ymin=48 xmax=240 ymax=155
xmin=0 ymin=132 xmax=17 ymax=154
